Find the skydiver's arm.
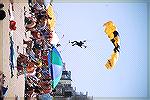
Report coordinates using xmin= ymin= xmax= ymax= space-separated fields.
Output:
xmin=83 ymin=40 xmax=86 ymax=42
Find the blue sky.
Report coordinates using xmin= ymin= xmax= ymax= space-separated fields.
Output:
xmin=53 ymin=3 xmax=148 ymax=97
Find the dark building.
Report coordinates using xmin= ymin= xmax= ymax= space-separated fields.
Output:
xmin=53 ymin=65 xmax=93 ymax=100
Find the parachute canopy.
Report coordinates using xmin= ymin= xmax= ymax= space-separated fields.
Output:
xmin=103 ymin=21 xmax=120 ymax=69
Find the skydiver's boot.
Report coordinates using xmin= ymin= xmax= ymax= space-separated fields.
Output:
xmin=84 ymin=46 xmax=87 ymax=48
xmin=114 ymin=45 xmax=120 ymax=53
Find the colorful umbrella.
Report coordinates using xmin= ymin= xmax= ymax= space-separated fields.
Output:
xmin=48 ymin=46 xmax=63 ymax=89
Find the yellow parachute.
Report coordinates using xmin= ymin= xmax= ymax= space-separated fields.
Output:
xmin=103 ymin=21 xmax=116 ymax=40
xmin=105 ymin=51 xmax=119 ymax=69
xmin=103 ymin=21 xmax=120 ymax=69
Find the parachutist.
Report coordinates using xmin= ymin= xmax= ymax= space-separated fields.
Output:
xmin=70 ymin=40 xmax=87 ymax=48
xmin=56 ymin=43 xmax=61 ymax=47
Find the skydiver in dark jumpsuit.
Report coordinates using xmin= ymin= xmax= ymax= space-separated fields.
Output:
xmin=111 ymin=31 xmax=120 ymax=53
xmin=70 ymin=40 xmax=87 ymax=48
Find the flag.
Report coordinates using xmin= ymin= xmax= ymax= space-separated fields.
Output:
xmin=48 ymin=46 xmax=63 ymax=89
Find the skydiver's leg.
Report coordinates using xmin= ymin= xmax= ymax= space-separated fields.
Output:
xmin=71 ymin=41 xmax=78 ymax=46
xmin=114 ymin=45 xmax=120 ymax=53
xmin=71 ymin=41 xmax=78 ymax=44
xmin=111 ymin=39 xmax=115 ymax=47
xmin=71 ymin=42 xmax=75 ymax=46
xmin=82 ymin=45 xmax=87 ymax=48
xmin=116 ymin=45 xmax=120 ymax=52
xmin=71 ymin=41 xmax=74 ymax=44
xmin=72 ymin=42 xmax=77 ymax=46
xmin=83 ymin=46 xmax=87 ymax=48
xmin=113 ymin=48 xmax=117 ymax=53
xmin=111 ymin=38 xmax=119 ymax=51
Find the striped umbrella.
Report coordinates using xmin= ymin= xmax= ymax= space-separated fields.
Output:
xmin=48 ymin=46 xmax=63 ymax=89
